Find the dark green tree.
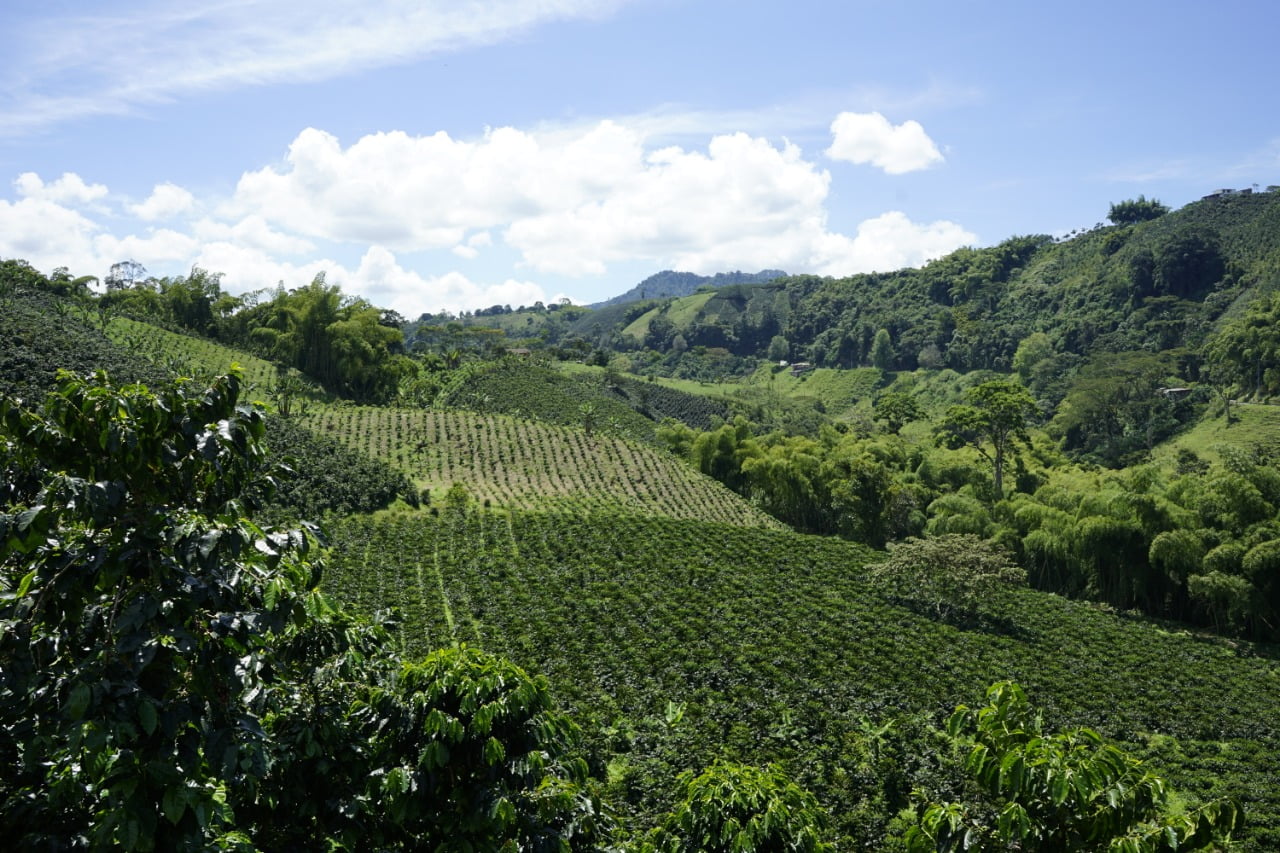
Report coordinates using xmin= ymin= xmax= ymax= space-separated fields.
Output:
xmin=936 ymin=379 xmax=1038 ymax=497
xmin=873 ymin=391 xmax=923 ymax=434
xmin=1107 ymin=195 xmax=1170 ymax=225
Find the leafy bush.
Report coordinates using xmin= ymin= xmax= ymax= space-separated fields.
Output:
xmin=868 ymin=534 xmax=1026 ymax=620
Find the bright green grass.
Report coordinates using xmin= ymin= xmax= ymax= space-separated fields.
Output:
xmin=739 ymin=364 xmax=882 ymax=419
xmin=1153 ymin=402 xmax=1280 ymax=468
xmin=662 ymin=290 xmax=715 ymax=327
xmin=621 ymin=305 xmax=662 ymax=342
xmin=558 ymin=363 xmax=730 ymax=398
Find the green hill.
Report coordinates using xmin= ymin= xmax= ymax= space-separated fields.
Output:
xmin=588 ymin=191 xmax=1280 ymax=376
xmin=593 ymin=268 xmax=788 ymax=308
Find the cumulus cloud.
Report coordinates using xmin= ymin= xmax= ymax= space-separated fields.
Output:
xmin=232 ymin=120 xmax=969 ymax=281
xmin=0 ymin=196 xmax=102 ymax=272
xmin=826 ymin=111 xmax=944 ymax=174
xmin=1 ymin=113 xmax=976 ymax=316
xmin=15 ymin=172 xmax=109 ymax=205
xmin=194 ymin=242 xmax=547 ymax=317
xmin=233 ymin=123 xmax=834 ymax=274
xmin=452 ymin=231 xmax=493 ymax=259
xmin=193 ymin=215 xmax=315 ymax=255
xmin=0 ymin=191 xmax=200 ymax=281
xmin=812 ymin=211 xmax=975 ymax=275
xmin=93 ymin=229 xmax=201 ymax=267
xmin=130 ymin=183 xmax=196 ymax=221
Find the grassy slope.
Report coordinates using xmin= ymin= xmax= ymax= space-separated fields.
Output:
xmin=1152 ymin=402 xmax=1280 ymax=468
xmin=739 ymin=364 xmax=882 ymax=420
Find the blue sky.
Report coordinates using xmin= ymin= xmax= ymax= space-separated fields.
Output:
xmin=2 ymin=0 xmax=1277 ymax=317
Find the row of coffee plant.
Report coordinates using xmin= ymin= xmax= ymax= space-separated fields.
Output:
xmin=303 ymin=406 xmax=780 ymax=527
xmin=322 ymin=506 xmax=1280 ymax=847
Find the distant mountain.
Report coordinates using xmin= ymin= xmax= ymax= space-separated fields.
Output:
xmin=593 ymin=269 xmax=787 ymax=308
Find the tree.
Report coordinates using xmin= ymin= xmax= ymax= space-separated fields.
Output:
xmin=904 ymin=682 xmax=1240 ymax=852
xmin=936 ymin=379 xmax=1038 ymax=497
xmin=767 ymin=334 xmax=790 ymax=362
xmin=867 ymin=534 xmax=1025 ymax=621
xmin=870 ymin=328 xmax=895 ymax=371
xmin=1107 ymin=195 xmax=1170 ymax=226
xmin=1205 ymin=291 xmax=1280 ymax=399
xmin=1011 ymin=332 xmax=1054 ymax=383
xmin=105 ymin=259 xmax=148 ymax=292
xmin=1050 ymin=351 xmax=1184 ymax=467
xmin=0 ymin=371 xmax=602 ymax=849
xmin=873 ymin=392 xmax=923 ymax=434
xmin=1152 ymin=229 xmax=1225 ymax=299
xmin=646 ymin=761 xmax=832 ymax=852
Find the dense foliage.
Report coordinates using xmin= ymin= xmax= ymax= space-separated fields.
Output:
xmin=905 ymin=682 xmax=1239 ymax=852
xmin=323 ymin=506 xmax=1280 ymax=848
xmin=0 ymin=372 xmax=602 ymax=849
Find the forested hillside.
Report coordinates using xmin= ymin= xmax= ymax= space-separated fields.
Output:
xmin=3 ymin=184 xmax=1280 ymax=850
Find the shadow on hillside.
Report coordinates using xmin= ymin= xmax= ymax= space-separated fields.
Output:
xmin=886 ymin=595 xmax=1037 ymax=642
xmin=1109 ymin=606 xmax=1280 ymax=663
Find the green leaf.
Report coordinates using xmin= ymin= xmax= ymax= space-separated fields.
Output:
xmin=65 ymin=682 xmax=91 ymax=719
xmin=14 ymin=568 xmax=36 ymax=598
xmin=139 ymin=699 xmax=157 ymax=735
xmin=162 ymin=786 xmax=188 ymax=825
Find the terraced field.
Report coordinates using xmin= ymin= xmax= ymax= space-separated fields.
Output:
xmin=302 ymin=405 xmax=782 ymax=527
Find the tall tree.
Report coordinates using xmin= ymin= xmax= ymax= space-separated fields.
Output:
xmin=870 ymin=328 xmax=895 ymax=371
xmin=935 ymin=379 xmax=1038 ymax=497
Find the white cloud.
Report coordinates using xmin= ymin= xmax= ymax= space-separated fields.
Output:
xmin=452 ymin=231 xmax=493 ymax=259
xmin=3 ymin=0 xmax=631 ymax=134
xmin=811 ymin=211 xmax=975 ymax=275
xmin=193 ymin=215 xmax=315 ymax=255
xmin=130 ymin=182 xmax=196 ymax=221
xmin=504 ymin=131 xmax=832 ymax=274
xmin=196 ymin=242 xmax=547 ymax=317
xmin=0 ymin=196 xmax=102 ymax=272
xmin=233 ymin=123 xmax=836 ymax=275
xmin=232 ymin=120 xmax=971 ymax=281
xmin=1 ymin=112 xmax=976 ymax=316
xmin=14 ymin=172 xmax=109 ymax=205
xmin=826 ymin=111 xmax=944 ymax=174
xmin=94 ymin=229 xmax=201 ymax=266
xmin=353 ymin=246 xmax=546 ymax=316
